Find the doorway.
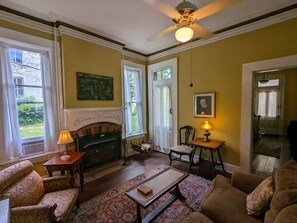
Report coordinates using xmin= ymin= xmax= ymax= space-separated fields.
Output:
xmin=148 ymin=58 xmax=178 ymax=153
xmin=240 ymin=54 xmax=297 ymax=173
xmin=252 ymin=71 xmax=291 ymax=176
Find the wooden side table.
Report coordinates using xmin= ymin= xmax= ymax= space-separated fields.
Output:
xmin=189 ymin=138 xmax=225 ymax=177
xmin=43 ymin=152 xmax=85 ymax=190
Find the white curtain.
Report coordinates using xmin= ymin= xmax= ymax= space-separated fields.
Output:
xmin=134 ymin=71 xmax=143 ymax=132
xmin=0 ymin=44 xmax=22 ymax=162
xmin=153 ymin=84 xmax=172 ymax=153
xmin=257 ymin=91 xmax=277 ymax=117
xmin=124 ymin=68 xmax=143 ymax=134
xmin=124 ymin=68 xmax=132 ymax=133
xmin=41 ymin=52 xmax=59 ymax=151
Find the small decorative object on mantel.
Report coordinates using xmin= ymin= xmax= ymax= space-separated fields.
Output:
xmin=137 ymin=184 xmax=153 ymax=196
xmin=194 ymin=92 xmax=215 ymax=118
xmin=77 ymin=72 xmax=113 ymax=100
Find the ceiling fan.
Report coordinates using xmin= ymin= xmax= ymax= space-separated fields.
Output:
xmin=145 ymin=0 xmax=242 ymax=42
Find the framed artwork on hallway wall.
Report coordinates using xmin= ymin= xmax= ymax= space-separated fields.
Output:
xmin=194 ymin=92 xmax=215 ymax=118
xmin=77 ymin=72 xmax=114 ymax=100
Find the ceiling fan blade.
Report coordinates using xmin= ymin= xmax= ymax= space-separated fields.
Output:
xmin=190 ymin=23 xmax=213 ymax=39
xmin=144 ymin=0 xmax=181 ymax=19
xmin=147 ymin=25 xmax=178 ymax=41
xmin=191 ymin=0 xmax=242 ymax=21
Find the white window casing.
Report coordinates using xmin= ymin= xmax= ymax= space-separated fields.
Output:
xmin=123 ymin=60 xmax=147 ymax=138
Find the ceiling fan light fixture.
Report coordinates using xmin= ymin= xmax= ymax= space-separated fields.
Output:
xmin=175 ymin=27 xmax=193 ymax=42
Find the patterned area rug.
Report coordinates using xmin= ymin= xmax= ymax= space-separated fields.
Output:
xmin=254 ymin=140 xmax=282 ymax=159
xmin=72 ymin=164 xmax=212 ymax=223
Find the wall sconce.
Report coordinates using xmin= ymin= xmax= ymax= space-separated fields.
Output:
xmin=200 ymin=120 xmax=212 ymax=142
xmin=57 ymin=130 xmax=73 ymax=160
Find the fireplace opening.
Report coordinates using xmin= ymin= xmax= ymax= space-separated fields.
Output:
xmin=76 ymin=131 xmax=122 ymax=171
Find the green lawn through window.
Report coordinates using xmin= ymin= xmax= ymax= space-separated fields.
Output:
xmin=20 ymin=123 xmax=43 ymax=138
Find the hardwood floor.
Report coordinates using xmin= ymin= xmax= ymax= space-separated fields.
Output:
xmin=79 ymin=151 xmax=230 ymax=203
xmin=252 ymin=135 xmax=291 ymax=177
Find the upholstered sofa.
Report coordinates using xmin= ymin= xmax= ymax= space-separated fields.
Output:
xmin=0 ymin=160 xmax=80 ymax=222
xmin=183 ymin=159 xmax=297 ymax=223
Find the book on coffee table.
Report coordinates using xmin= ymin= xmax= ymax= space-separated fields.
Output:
xmin=137 ymin=184 xmax=153 ymax=195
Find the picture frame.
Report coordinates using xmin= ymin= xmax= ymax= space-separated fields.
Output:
xmin=194 ymin=92 xmax=215 ymax=118
xmin=77 ymin=72 xmax=113 ymax=100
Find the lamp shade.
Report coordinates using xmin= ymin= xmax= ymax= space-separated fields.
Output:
xmin=200 ymin=120 xmax=212 ymax=130
xmin=175 ymin=27 xmax=193 ymax=43
xmin=57 ymin=130 xmax=73 ymax=145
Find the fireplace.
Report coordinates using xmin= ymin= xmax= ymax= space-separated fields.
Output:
xmin=64 ymin=107 xmax=124 ymax=171
xmin=76 ymin=131 xmax=121 ymax=170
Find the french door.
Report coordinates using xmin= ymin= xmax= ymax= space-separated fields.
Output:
xmin=254 ymin=74 xmax=284 ymax=135
xmin=153 ymin=83 xmax=173 ymax=153
xmin=148 ymin=58 xmax=177 ymax=153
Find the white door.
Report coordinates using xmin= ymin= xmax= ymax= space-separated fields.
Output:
xmin=148 ymin=58 xmax=177 ymax=154
xmin=254 ymin=73 xmax=284 ymax=135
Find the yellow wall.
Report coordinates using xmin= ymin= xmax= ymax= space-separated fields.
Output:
xmin=0 ymin=19 xmax=54 ymax=41
xmin=60 ymin=35 xmax=123 ymax=108
xmin=284 ymin=68 xmax=297 ymax=131
xmin=149 ymin=18 xmax=297 ymax=165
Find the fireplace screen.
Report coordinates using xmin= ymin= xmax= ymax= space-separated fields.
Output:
xmin=76 ymin=131 xmax=121 ymax=170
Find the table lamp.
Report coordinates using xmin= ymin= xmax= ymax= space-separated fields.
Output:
xmin=200 ymin=120 xmax=212 ymax=142
xmin=57 ymin=130 xmax=73 ymax=160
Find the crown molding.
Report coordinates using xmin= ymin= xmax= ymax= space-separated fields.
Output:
xmin=147 ymin=8 xmax=297 ymax=61
xmin=0 ymin=9 xmax=54 ymax=34
xmin=0 ymin=1 xmax=52 ymax=22
xmin=1 ymin=1 xmax=296 ymax=62
xmin=123 ymin=49 xmax=147 ymax=62
xmin=57 ymin=25 xmax=124 ymax=52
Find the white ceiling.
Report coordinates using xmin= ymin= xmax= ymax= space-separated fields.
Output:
xmin=1 ymin=0 xmax=297 ymax=54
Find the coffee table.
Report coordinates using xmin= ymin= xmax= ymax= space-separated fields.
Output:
xmin=125 ymin=167 xmax=189 ymax=223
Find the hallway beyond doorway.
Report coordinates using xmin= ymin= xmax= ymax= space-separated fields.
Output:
xmin=252 ymin=135 xmax=291 ymax=177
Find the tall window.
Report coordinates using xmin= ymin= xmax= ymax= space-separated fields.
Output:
xmin=0 ymin=36 xmax=61 ymax=162
xmin=9 ymin=48 xmax=44 ymax=143
xmin=123 ymin=61 xmax=146 ymax=137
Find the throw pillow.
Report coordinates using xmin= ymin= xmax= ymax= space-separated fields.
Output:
xmin=246 ymin=176 xmax=274 ymax=215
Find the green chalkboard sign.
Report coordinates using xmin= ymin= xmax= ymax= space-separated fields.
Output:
xmin=77 ymin=72 xmax=113 ymax=100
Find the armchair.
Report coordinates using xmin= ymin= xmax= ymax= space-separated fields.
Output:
xmin=0 ymin=160 xmax=79 ymax=223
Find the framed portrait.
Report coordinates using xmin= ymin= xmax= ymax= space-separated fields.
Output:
xmin=194 ymin=92 xmax=215 ymax=118
xmin=77 ymin=72 xmax=113 ymax=100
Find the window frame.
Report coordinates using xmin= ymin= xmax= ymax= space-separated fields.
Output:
xmin=123 ymin=60 xmax=147 ymax=138
xmin=0 ymin=27 xmax=63 ymax=162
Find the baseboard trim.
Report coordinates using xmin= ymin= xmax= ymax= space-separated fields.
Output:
xmin=192 ymin=155 xmax=240 ymax=174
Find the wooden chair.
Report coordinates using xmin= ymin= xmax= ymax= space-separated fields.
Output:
xmin=169 ymin=125 xmax=195 ymax=171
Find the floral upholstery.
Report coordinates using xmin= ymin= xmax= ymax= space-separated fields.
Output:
xmin=0 ymin=160 xmax=33 ymax=192
xmin=246 ymin=176 xmax=274 ymax=215
xmin=43 ymin=176 xmax=74 ymax=193
xmin=0 ymin=160 xmax=80 ymax=223
xmin=1 ymin=170 xmax=45 ymax=207
xmin=11 ymin=204 xmax=57 ymax=223
xmin=39 ymin=188 xmax=79 ymax=221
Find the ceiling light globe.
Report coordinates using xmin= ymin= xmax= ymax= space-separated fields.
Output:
xmin=175 ymin=27 xmax=193 ymax=42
